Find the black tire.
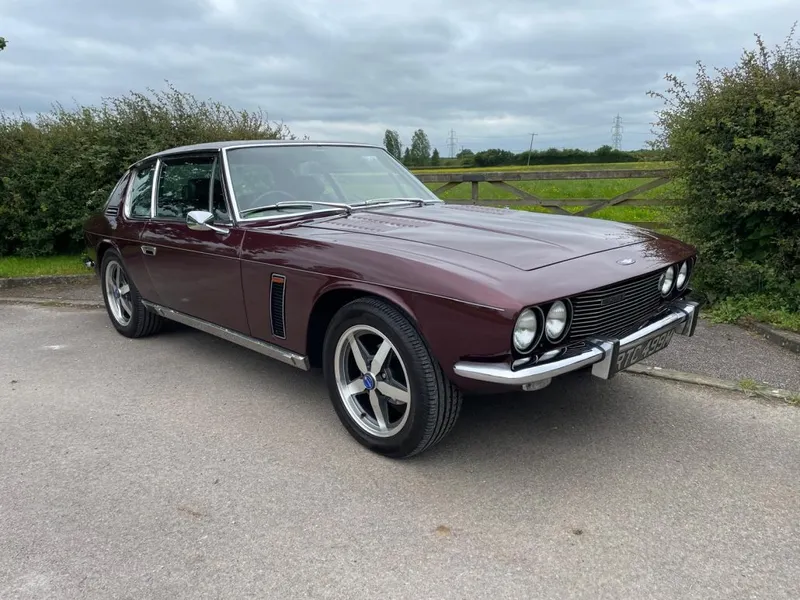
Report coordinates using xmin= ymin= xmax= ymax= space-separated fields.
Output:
xmin=100 ymin=249 xmax=163 ymax=338
xmin=322 ymin=297 xmax=462 ymax=458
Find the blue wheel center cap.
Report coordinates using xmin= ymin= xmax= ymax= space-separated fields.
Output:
xmin=363 ymin=373 xmax=376 ymax=391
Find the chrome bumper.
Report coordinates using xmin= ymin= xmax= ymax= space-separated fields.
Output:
xmin=453 ymin=300 xmax=701 ymax=387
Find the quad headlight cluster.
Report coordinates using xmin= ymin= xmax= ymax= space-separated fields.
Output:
xmin=512 ymin=257 xmax=695 ymax=355
xmin=512 ymin=300 xmax=572 ymax=354
xmin=659 ymin=258 xmax=693 ymax=297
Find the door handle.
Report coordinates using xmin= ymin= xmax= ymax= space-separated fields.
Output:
xmin=141 ymin=245 xmax=157 ymax=256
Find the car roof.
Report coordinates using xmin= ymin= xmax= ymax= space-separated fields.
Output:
xmin=136 ymin=140 xmax=384 ymax=165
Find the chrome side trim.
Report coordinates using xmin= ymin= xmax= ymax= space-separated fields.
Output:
xmin=141 ymin=301 xmax=310 ymax=370
xmin=220 ymin=148 xmax=242 ymax=225
xmin=150 ymin=159 xmax=162 ymax=219
xmin=453 ymin=300 xmax=701 ymax=386
xmin=222 ymin=141 xmax=384 ymax=152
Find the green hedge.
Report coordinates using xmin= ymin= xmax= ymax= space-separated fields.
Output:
xmin=0 ymin=83 xmax=294 ymax=256
xmin=650 ymin=29 xmax=800 ymax=311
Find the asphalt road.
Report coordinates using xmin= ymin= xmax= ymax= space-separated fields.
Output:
xmin=1 ymin=304 xmax=798 ymax=600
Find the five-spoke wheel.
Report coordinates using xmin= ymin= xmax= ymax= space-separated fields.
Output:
xmin=104 ymin=260 xmax=133 ymax=327
xmin=100 ymin=249 xmax=163 ymax=338
xmin=334 ymin=324 xmax=412 ymax=438
xmin=323 ymin=297 xmax=462 ymax=458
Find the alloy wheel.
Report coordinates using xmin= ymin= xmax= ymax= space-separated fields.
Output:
xmin=333 ymin=324 xmax=412 ymax=438
xmin=105 ymin=260 xmax=133 ymax=327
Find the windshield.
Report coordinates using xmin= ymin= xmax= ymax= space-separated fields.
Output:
xmin=225 ymin=144 xmax=440 ymax=218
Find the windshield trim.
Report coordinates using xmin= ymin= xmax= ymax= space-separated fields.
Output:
xmin=220 ymin=145 xmax=440 ymax=224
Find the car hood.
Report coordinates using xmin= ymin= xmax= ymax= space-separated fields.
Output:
xmin=305 ymin=203 xmax=659 ymax=271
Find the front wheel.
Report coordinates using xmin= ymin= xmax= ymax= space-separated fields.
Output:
xmin=322 ymin=297 xmax=462 ymax=458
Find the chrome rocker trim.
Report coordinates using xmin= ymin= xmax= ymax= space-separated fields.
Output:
xmin=142 ymin=301 xmax=310 ymax=370
xmin=453 ymin=300 xmax=701 ymax=386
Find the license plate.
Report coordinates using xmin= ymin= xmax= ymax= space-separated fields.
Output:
xmin=611 ymin=328 xmax=675 ymax=376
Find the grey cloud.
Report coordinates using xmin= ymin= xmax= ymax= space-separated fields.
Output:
xmin=0 ymin=0 xmax=794 ymax=152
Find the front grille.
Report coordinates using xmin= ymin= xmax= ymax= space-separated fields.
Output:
xmin=567 ymin=271 xmax=664 ymax=342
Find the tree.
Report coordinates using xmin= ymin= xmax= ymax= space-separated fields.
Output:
xmin=382 ymin=129 xmax=402 ymax=160
xmin=473 ymin=148 xmax=516 ymax=168
xmin=402 ymin=147 xmax=411 ymax=166
xmin=648 ymin=26 xmax=800 ymax=310
xmin=0 ymin=37 xmax=7 ymax=51
xmin=409 ymin=128 xmax=431 ymax=166
xmin=430 ymin=148 xmax=440 ymax=166
xmin=457 ymin=148 xmax=475 ymax=167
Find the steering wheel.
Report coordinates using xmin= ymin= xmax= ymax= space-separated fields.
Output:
xmin=250 ymin=189 xmax=297 ymax=206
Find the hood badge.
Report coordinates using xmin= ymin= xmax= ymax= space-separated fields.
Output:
xmin=616 ymin=258 xmax=636 ymax=265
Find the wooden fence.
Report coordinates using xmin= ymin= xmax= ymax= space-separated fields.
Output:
xmin=414 ymin=168 xmax=676 ymax=230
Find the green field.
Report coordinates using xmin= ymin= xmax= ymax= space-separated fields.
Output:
xmin=416 ymin=162 xmax=677 ymax=228
xmin=0 ymin=255 xmax=88 ymax=278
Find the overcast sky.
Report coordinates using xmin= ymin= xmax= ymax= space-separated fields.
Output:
xmin=0 ymin=0 xmax=795 ymax=153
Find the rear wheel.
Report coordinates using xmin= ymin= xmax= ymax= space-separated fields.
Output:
xmin=322 ymin=297 xmax=462 ymax=458
xmin=100 ymin=249 xmax=163 ymax=338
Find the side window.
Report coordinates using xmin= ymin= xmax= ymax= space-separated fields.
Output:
xmin=128 ymin=163 xmax=155 ymax=218
xmin=105 ymin=171 xmax=131 ymax=210
xmin=155 ymin=155 xmax=216 ymax=220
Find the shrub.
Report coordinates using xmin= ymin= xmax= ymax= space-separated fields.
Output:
xmin=649 ymin=27 xmax=800 ymax=310
xmin=0 ymin=83 xmax=294 ymax=256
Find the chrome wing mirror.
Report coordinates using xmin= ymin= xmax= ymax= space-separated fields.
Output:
xmin=186 ymin=210 xmax=229 ymax=235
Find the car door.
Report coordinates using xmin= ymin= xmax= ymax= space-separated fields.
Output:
xmin=139 ymin=151 xmax=250 ymax=334
xmin=112 ymin=160 xmax=161 ymax=303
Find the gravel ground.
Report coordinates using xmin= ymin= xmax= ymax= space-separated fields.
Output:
xmin=1 ymin=303 xmax=799 ymax=600
xmin=641 ymin=318 xmax=800 ymax=390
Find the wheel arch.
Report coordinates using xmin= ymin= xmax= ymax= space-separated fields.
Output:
xmin=305 ymin=283 xmax=421 ymax=369
xmin=96 ymin=239 xmax=119 ymax=274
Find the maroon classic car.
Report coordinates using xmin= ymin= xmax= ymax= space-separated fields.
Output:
xmin=83 ymin=140 xmax=700 ymax=457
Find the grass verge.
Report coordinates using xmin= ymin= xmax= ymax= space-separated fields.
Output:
xmin=705 ymin=294 xmax=800 ymax=333
xmin=0 ymin=255 xmax=88 ymax=278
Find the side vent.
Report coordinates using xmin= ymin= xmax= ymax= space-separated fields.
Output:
xmin=105 ymin=205 xmax=119 ymax=218
xmin=270 ymin=274 xmax=287 ymax=339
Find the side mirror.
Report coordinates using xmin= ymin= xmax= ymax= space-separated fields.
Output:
xmin=186 ymin=210 xmax=229 ymax=235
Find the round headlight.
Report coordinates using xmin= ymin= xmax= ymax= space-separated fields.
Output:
xmin=676 ymin=261 xmax=689 ymax=290
xmin=513 ymin=308 xmax=539 ymax=353
xmin=659 ymin=265 xmax=675 ymax=296
xmin=545 ymin=300 xmax=569 ymax=342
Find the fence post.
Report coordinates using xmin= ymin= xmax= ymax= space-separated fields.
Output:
xmin=471 ymin=181 xmax=479 ymax=204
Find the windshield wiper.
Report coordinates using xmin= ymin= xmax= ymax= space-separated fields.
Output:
xmin=352 ymin=198 xmax=438 ymax=206
xmin=353 ymin=197 xmax=440 ymax=208
xmin=239 ymin=201 xmax=352 ymax=217
xmin=239 ymin=198 xmax=440 ymax=219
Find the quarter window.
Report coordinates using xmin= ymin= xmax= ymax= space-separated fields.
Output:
xmin=105 ymin=171 xmax=131 ymax=210
xmin=155 ymin=155 xmax=228 ymax=221
xmin=128 ymin=163 xmax=156 ymax=218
